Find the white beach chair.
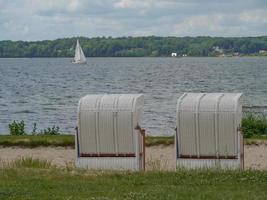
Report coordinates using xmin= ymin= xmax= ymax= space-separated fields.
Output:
xmin=175 ymin=93 xmax=244 ymax=169
xmin=76 ymin=94 xmax=145 ymax=171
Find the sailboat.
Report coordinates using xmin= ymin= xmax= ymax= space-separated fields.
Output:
xmin=72 ymin=40 xmax=87 ymax=64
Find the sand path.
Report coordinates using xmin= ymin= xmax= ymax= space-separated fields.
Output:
xmin=0 ymin=145 xmax=266 ymax=170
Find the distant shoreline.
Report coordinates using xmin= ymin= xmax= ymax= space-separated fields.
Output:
xmin=0 ymin=55 xmax=266 ymax=58
xmin=1 ymin=36 xmax=267 ymax=57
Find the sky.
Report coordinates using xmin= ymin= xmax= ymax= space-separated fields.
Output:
xmin=0 ymin=0 xmax=267 ymax=41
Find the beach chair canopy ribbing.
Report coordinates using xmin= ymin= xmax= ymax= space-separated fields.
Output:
xmin=76 ymin=94 xmax=144 ymax=170
xmin=176 ymin=93 xmax=243 ymax=169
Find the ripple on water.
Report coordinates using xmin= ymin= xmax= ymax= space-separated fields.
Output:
xmin=11 ymin=100 xmax=28 ymax=104
xmin=43 ymin=107 xmax=58 ymax=111
xmin=13 ymin=110 xmax=37 ymax=114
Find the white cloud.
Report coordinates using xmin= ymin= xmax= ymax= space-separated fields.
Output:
xmin=175 ymin=15 xmax=220 ymax=32
xmin=0 ymin=0 xmax=266 ymax=40
xmin=173 ymin=10 xmax=267 ymax=37
xmin=240 ymin=9 xmax=267 ymax=24
xmin=27 ymin=0 xmax=80 ymax=11
xmin=113 ymin=0 xmax=151 ymax=9
xmin=173 ymin=14 xmax=228 ymax=36
xmin=113 ymin=0 xmax=134 ymax=9
xmin=3 ymin=20 xmax=29 ymax=34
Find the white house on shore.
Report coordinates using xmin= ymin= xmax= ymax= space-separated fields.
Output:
xmin=171 ymin=52 xmax=177 ymax=57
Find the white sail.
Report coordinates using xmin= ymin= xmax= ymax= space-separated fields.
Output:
xmin=73 ymin=40 xmax=87 ymax=64
xmin=79 ymin=44 xmax=86 ymax=63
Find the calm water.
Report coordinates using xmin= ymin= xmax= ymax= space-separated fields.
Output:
xmin=0 ymin=57 xmax=266 ymax=135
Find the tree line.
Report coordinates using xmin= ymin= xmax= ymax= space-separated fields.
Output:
xmin=0 ymin=36 xmax=267 ymax=57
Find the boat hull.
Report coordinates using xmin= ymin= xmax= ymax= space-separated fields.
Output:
xmin=71 ymin=61 xmax=87 ymax=64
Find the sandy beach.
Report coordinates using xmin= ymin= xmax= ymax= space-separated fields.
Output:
xmin=1 ymin=144 xmax=266 ymax=170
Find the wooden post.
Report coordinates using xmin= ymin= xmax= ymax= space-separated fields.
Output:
xmin=239 ymin=127 xmax=244 ymax=170
xmin=141 ymin=129 xmax=146 ymax=171
xmin=135 ymin=124 xmax=146 ymax=171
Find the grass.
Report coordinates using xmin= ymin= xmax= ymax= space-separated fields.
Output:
xmin=6 ymin=157 xmax=53 ymax=169
xmin=145 ymin=136 xmax=174 ymax=146
xmin=0 ymin=134 xmax=176 ymax=148
xmin=0 ymin=160 xmax=266 ymax=200
xmin=242 ymin=114 xmax=267 ymax=138
xmin=0 ymin=134 xmax=267 ymax=148
xmin=245 ymin=137 xmax=267 ymax=145
xmin=0 ymin=134 xmax=74 ymax=148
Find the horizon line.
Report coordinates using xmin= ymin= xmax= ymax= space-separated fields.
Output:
xmin=1 ymin=35 xmax=267 ymax=42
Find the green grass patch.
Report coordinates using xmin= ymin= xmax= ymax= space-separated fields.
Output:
xmin=1 ymin=134 xmax=267 ymax=148
xmin=0 ymin=135 xmax=176 ymax=148
xmin=245 ymin=137 xmax=267 ymax=145
xmin=0 ymin=166 xmax=266 ymax=200
xmin=145 ymin=136 xmax=174 ymax=146
xmin=7 ymin=157 xmax=53 ymax=169
xmin=0 ymin=135 xmax=74 ymax=148
xmin=0 ymin=135 xmax=175 ymax=148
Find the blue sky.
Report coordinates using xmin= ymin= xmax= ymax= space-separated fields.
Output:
xmin=0 ymin=0 xmax=267 ymax=41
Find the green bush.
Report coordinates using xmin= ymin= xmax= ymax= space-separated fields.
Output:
xmin=40 ymin=126 xmax=60 ymax=135
xmin=8 ymin=120 xmax=26 ymax=135
xmin=242 ymin=114 xmax=267 ymax=138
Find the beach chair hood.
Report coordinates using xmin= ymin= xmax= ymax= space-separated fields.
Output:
xmin=76 ymin=94 xmax=144 ymax=170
